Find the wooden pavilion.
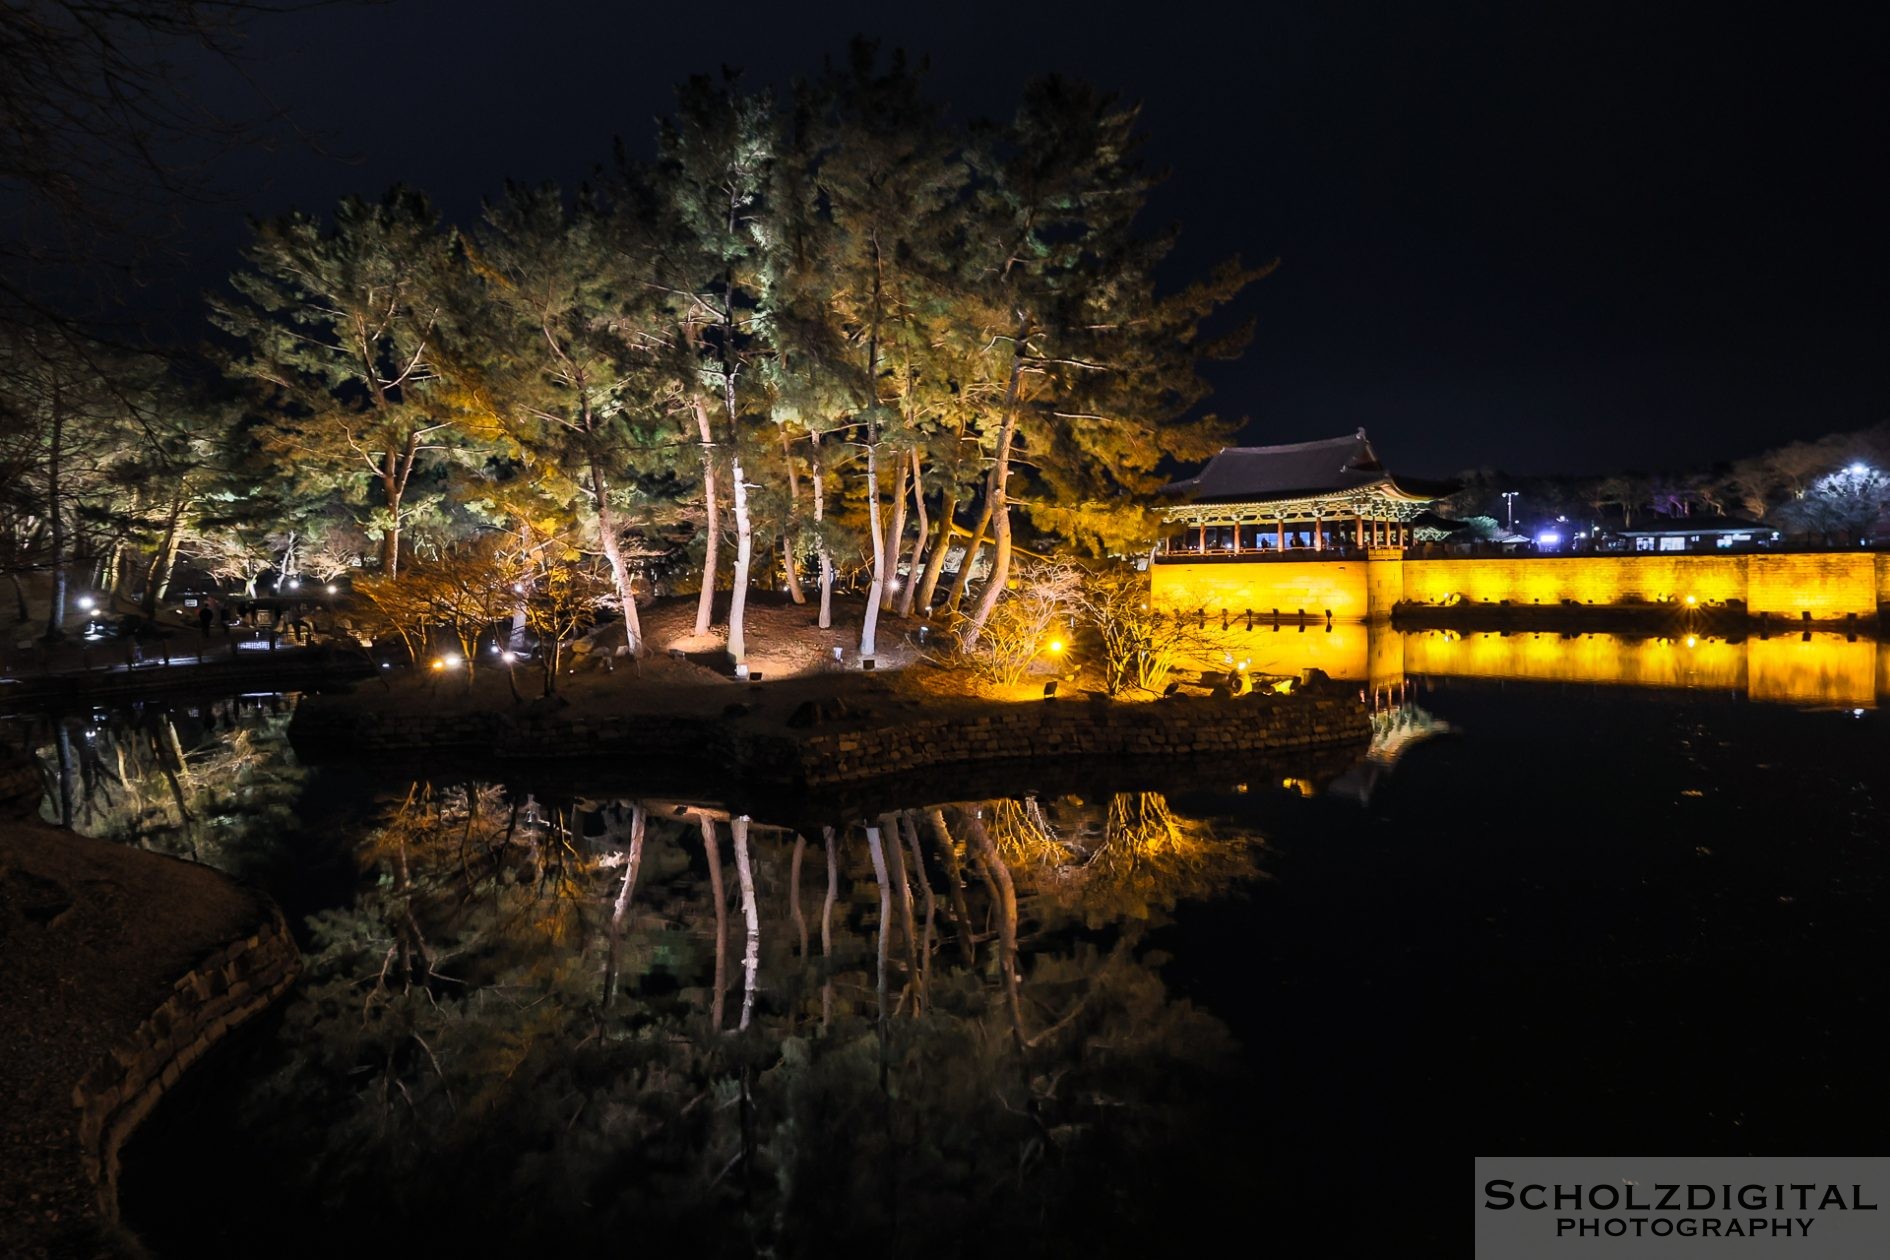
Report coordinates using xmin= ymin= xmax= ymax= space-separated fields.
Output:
xmin=1158 ymin=429 xmax=1453 ymax=555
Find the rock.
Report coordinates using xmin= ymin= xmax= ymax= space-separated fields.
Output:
xmin=723 ymin=702 xmax=752 ymax=718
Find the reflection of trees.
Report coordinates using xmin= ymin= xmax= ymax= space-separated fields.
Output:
xmin=200 ymin=785 xmax=1254 ymax=1256
xmin=28 ymin=698 xmax=304 ymax=876
xmin=986 ymin=790 xmax=1262 ymax=926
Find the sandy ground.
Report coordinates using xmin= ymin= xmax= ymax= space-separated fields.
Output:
xmin=343 ymin=591 xmax=1094 ymax=732
xmin=0 ymin=816 xmax=267 ymax=1258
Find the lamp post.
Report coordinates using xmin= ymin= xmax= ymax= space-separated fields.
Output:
xmin=1501 ymin=491 xmax=1518 ymax=532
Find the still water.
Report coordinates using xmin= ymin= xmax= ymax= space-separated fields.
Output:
xmin=10 ymin=629 xmax=1886 ymax=1255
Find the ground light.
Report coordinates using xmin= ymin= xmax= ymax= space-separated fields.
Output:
xmin=78 ymin=595 xmax=95 ymax=611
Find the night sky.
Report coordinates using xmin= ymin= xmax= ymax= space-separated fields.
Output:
xmin=154 ymin=1 xmax=1890 ymax=477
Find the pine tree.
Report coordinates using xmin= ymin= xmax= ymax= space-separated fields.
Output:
xmin=647 ymin=75 xmax=776 ymax=665
xmin=215 ymin=189 xmax=469 ymax=578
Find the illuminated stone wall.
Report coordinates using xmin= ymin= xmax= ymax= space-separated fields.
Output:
xmin=1741 ymin=552 xmax=1882 ymax=620
xmin=1151 ymin=552 xmax=1888 ymax=621
xmin=1178 ymin=622 xmax=1377 ymax=681
xmin=1149 ymin=559 xmax=1373 ymax=620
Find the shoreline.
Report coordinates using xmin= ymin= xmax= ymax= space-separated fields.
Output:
xmin=0 ymin=648 xmax=375 ymax=712
xmin=289 ymin=679 xmax=1373 ymax=800
xmin=0 ymin=817 xmax=299 ymax=1259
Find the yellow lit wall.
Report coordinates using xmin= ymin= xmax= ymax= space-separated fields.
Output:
xmin=1744 ymin=553 xmax=1882 ymax=620
xmin=1365 ymin=549 xmax=1405 ymax=612
xmin=1153 ymin=552 xmax=1887 ymax=623
xmin=1177 ymin=622 xmax=1377 ymax=685
xmin=1150 ymin=560 xmax=1372 ymax=621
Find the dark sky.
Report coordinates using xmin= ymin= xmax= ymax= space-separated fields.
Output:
xmin=163 ymin=0 xmax=1889 ymax=478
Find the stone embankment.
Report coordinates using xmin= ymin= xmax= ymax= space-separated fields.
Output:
xmin=289 ymin=684 xmax=1370 ymax=792
xmin=71 ymin=905 xmax=300 ymax=1226
xmin=0 ymin=813 xmax=300 ymax=1258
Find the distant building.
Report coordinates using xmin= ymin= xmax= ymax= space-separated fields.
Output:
xmin=1614 ymin=517 xmax=1780 ymax=552
xmin=1158 ymin=429 xmax=1456 ymax=555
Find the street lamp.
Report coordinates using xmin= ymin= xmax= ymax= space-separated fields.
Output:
xmin=1501 ymin=491 xmax=1519 ymax=532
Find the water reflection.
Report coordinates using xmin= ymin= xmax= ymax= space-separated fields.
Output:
xmin=3 ymin=695 xmax=306 ymax=869
xmin=124 ymin=780 xmax=1281 ymax=1254
xmin=1212 ymin=624 xmax=1889 ymax=707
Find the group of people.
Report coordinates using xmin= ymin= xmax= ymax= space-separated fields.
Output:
xmin=191 ymin=595 xmax=316 ymax=645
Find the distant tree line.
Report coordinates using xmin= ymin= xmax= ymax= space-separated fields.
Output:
xmin=1446 ymin=421 xmax=1890 ymax=544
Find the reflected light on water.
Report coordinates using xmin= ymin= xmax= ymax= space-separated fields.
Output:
xmin=1206 ymin=626 xmax=1886 ymax=709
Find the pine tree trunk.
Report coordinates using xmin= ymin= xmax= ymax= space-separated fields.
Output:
xmin=601 ymin=803 xmax=647 ymax=1010
xmin=964 ymin=809 xmax=1026 ymax=1050
xmin=789 ymin=832 xmax=808 ymax=959
xmin=379 ymin=443 xmax=404 ymax=579
xmin=859 ymin=441 xmax=884 ymax=660
xmin=900 ymin=813 xmax=936 ymax=1005
xmin=141 ymin=489 xmax=188 ymax=616
xmin=912 ymin=495 xmax=955 ymax=615
xmin=728 ymin=448 xmax=753 ymax=666
xmin=879 ymin=452 xmax=908 ymax=613
xmin=864 ymin=821 xmax=892 ymax=1024
xmin=781 ymin=432 xmax=805 ymax=605
xmin=692 ymin=397 xmax=721 ymax=638
xmin=820 ymin=825 xmax=838 ymax=1034
xmin=962 ymin=362 xmax=1022 ymax=649
xmin=700 ymin=814 xmax=728 ymax=1034
xmin=593 ymin=463 xmax=644 ymax=656
xmin=926 ymin=808 xmax=977 ymax=965
xmin=731 ymin=815 xmax=760 ymax=1030
xmin=812 ymin=433 xmax=833 ymax=630
xmin=946 ymin=486 xmax=994 ymax=613
xmin=44 ymin=384 xmax=66 ymax=640
xmin=880 ymin=811 xmax=919 ymax=989
xmin=896 ymin=449 xmax=928 ymax=616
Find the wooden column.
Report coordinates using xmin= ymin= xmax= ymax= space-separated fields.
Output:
xmin=1314 ymin=517 xmax=1324 ymax=551
xmin=1198 ymin=521 xmax=1207 ymax=554
xmin=1276 ymin=520 xmax=1286 ymax=550
xmin=1355 ymin=514 xmax=1364 ymax=547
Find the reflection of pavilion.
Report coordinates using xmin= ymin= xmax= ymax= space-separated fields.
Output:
xmin=1328 ymin=700 xmax=1456 ymax=803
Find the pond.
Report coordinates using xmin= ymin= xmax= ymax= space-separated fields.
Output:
xmin=10 ymin=628 xmax=1886 ymax=1255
